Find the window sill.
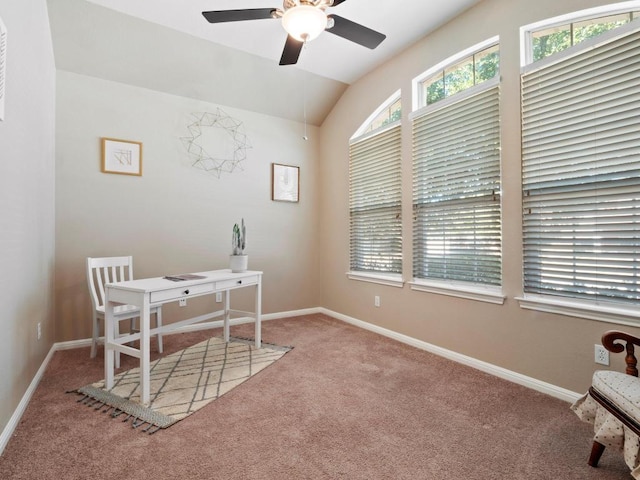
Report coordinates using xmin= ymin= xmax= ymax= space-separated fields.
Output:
xmin=516 ymin=294 xmax=640 ymax=327
xmin=346 ymin=271 xmax=404 ymax=288
xmin=410 ymin=279 xmax=505 ymax=305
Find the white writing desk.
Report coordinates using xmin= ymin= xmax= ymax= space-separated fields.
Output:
xmin=104 ymin=269 xmax=262 ymax=405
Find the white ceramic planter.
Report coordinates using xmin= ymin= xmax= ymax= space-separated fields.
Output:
xmin=229 ymin=254 xmax=248 ymax=273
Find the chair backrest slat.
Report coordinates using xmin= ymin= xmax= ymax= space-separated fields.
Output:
xmin=86 ymin=256 xmax=134 ymax=308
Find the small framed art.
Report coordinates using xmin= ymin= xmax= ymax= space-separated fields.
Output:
xmin=101 ymin=137 xmax=142 ymax=176
xmin=272 ymin=163 xmax=299 ymax=203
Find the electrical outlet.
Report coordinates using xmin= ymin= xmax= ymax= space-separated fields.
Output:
xmin=595 ymin=344 xmax=610 ymax=365
xmin=374 ymin=295 xmax=380 ymax=307
xmin=37 ymin=322 xmax=42 ymax=341
xmin=179 ymin=298 xmax=187 ymax=307
xmin=216 ymin=292 xmax=222 ymax=303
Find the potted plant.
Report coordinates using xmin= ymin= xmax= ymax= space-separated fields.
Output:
xmin=230 ymin=218 xmax=248 ymax=272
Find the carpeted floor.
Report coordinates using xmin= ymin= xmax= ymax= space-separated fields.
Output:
xmin=0 ymin=314 xmax=631 ymax=479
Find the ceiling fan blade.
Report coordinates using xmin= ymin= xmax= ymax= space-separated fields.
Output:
xmin=327 ymin=15 xmax=386 ymax=49
xmin=330 ymin=0 xmax=349 ymax=6
xmin=202 ymin=9 xmax=275 ymax=23
xmin=279 ymin=36 xmax=304 ymax=65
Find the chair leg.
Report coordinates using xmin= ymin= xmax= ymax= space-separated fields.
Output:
xmin=156 ymin=308 xmax=163 ymax=354
xmin=588 ymin=441 xmax=606 ymax=467
xmin=128 ymin=317 xmax=137 ymax=347
xmin=114 ymin=320 xmax=121 ymax=369
xmin=90 ymin=314 xmax=99 ymax=358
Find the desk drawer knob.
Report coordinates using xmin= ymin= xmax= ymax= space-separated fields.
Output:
xmin=183 ymin=289 xmax=190 ymax=295
xmin=237 ymin=280 xmax=242 ymax=285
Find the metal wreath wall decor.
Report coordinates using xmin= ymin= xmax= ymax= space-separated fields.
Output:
xmin=180 ymin=109 xmax=252 ymax=178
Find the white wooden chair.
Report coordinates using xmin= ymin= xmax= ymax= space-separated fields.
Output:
xmin=86 ymin=256 xmax=163 ymax=359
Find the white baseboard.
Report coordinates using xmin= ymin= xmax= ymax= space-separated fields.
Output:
xmin=1 ymin=305 xmax=580 ymax=456
xmin=0 ymin=344 xmax=57 ymax=456
xmin=319 ymin=307 xmax=582 ymax=403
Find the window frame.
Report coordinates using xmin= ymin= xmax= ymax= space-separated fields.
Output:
xmin=347 ymin=93 xmax=404 ymax=287
xmin=352 ymin=90 xmax=401 ymax=139
xmin=410 ymin=45 xmax=504 ymax=304
xmin=519 ymin=0 xmax=640 ymax=67
xmin=517 ymin=9 xmax=640 ymax=325
xmin=413 ymin=36 xmax=499 ymax=111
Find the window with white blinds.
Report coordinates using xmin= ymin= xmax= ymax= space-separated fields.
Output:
xmin=522 ymin=25 xmax=640 ymax=306
xmin=412 ymin=83 xmax=502 ymax=286
xmin=349 ymin=123 xmax=402 ymax=275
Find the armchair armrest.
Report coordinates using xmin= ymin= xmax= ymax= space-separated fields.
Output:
xmin=602 ymin=330 xmax=640 ymax=377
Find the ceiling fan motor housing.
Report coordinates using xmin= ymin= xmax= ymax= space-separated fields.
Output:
xmin=281 ymin=5 xmax=328 ymax=42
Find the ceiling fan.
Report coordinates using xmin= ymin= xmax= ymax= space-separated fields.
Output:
xmin=202 ymin=0 xmax=386 ymax=66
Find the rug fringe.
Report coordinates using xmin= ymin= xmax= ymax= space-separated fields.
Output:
xmin=71 ymin=388 xmax=174 ymax=434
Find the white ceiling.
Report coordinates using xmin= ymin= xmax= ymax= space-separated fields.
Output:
xmin=85 ymin=0 xmax=482 ymax=84
xmin=48 ymin=0 xmax=482 ymax=124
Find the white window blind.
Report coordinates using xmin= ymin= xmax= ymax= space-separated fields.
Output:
xmin=412 ymin=85 xmax=502 ymax=286
xmin=522 ymin=28 xmax=640 ymax=305
xmin=349 ymin=123 xmax=402 ymax=274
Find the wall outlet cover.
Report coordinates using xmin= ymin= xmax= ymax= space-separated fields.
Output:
xmin=595 ymin=344 xmax=610 ymax=366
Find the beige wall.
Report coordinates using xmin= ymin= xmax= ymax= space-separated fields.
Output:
xmin=0 ymin=0 xmax=56 ymax=432
xmin=319 ymin=0 xmax=640 ymax=394
xmin=55 ymin=71 xmax=320 ymax=342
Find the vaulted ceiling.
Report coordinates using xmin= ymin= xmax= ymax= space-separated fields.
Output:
xmin=47 ymin=0 xmax=482 ymax=125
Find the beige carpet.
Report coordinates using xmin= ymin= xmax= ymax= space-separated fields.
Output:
xmin=1 ymin=315 xmax=631 ymax=479
xmin=73 ymin=336 xmax=292 ymax=433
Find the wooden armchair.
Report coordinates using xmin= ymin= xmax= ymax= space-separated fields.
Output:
xmin=572 ymin=330 xmax=640 ymax=477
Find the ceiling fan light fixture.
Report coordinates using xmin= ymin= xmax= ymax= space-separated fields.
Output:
xmin=282 ymin=5 xmax=327 ymax=42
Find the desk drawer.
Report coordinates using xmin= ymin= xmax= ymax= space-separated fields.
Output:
xmin=149 ymin=282 xmax=214 ymax=303
xmin=216 ymin=275 xmax=259 ymax=291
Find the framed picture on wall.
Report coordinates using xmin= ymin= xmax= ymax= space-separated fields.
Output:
xmin=101 ymin=137 xmax=143 ymax=176
xmin=272 ymin=163 xmax=299 ymax=203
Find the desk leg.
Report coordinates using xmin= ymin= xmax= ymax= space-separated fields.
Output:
xmin=140 ymin=296 xmax=151 ymax=406
xmin=105 ymin=296 xmax=115 ymax=390
xmin=224 ymin=289 xmax=230 ymax=342
xmin=255 ymin=277 xmax=262 ymax=348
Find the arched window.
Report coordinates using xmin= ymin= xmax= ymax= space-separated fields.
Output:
xmin=411 ymin=38 xmax=503 ymax=303
xmin=522 ymin=5 xmax=640 ymax=65
xmin=348 ymin=92 xmax=403 ymax=284
xmin=360 ymin=97 xmax=401 ymax=135
xmin=415 ymin=41 xmax=499 ymax=108
xmin=521 ymin=3 xmax=640 ymax=310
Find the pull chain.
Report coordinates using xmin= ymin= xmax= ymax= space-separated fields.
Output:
xmin=303 ymin=77 xmax=308 ymax=141
xmin=302 ymin=39 xmax=309 ymax=140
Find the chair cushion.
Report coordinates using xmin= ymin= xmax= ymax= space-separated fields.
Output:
xmin=592 ymin=370 xmax=640 ymax=422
